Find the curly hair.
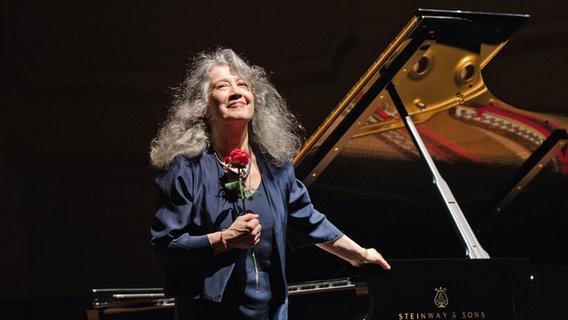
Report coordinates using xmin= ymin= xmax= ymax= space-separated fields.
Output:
xmin=149 ymin=48 xmax=304 ymax=169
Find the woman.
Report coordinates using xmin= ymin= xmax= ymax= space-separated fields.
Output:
xmin=150 ymin=47 xmax=390 ymax=320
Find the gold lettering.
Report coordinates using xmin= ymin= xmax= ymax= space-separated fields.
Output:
xmin=461 ymin=311 xmax=485 ymax=319
xmin=399 ymin=310 xmax=487 ymax=320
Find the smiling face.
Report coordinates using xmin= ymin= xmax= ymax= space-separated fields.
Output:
xmin=206 ymin=64 xmax=254 ymax=128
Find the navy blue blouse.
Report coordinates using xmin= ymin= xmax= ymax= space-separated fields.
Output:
xmin=150 ymin=148 xmax=344 ymax=319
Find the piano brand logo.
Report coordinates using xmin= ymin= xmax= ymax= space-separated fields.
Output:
xmin=434 ymin=287 xmax=449 ymax=308
xmin=397 ymin=287 xmax=487 ymax=320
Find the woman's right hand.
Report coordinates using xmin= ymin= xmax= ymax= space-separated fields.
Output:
xmin=219 ymin=213 xmax=262 ymax=250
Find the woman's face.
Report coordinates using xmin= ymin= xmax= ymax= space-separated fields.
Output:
xmin=206 ymin=64 xmax=254 ymax=126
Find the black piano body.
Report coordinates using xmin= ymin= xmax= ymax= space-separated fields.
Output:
xmin=87 ymin=8 xmax=568 ymax=320
xmin=287 ymin=258 xmax=533 ymax=320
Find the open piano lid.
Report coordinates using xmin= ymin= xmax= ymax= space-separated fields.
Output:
xmin=292 ymin=8 xmax=568 ymax=261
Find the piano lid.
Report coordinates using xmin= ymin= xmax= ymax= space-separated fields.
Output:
xmin=293 ymin=9 xmax=535 ymax=185
xmin=291 ymin=9 xmax=568 ymax=261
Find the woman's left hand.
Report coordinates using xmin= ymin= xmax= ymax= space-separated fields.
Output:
xmin=316 ymin=235 xmax=391 ymax=270
xmin=359 ymin=247 xmax=391 ymax=270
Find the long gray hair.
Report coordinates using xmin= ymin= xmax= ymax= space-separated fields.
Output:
xmin=149 ymin=48 xmax=304 ymax=169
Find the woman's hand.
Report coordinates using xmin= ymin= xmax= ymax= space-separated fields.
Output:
xmin=358 ymin=247 xmax=390 ymax=270
xmin=210 ymin=213 xmax=261 ymax=253
xmin=316 ymin=235 xmax=391 ymax=270
xmin=223 ymin=213 xmax=262 ymax=249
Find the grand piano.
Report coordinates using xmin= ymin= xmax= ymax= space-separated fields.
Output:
xmin=87 ymin=9 xmax=568 ymax=320
xmin=286 ymin=7 xmax=567 ymax=320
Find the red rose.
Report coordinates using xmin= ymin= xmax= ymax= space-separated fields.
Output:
xmin=226 ymin=149 xmax=250 ymax=168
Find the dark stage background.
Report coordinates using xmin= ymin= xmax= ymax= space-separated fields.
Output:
xmin=1 ymin=1 xmax=567 ymax=319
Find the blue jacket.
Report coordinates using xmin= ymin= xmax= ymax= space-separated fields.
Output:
xmin=150 ymin=148 xmax=343 ymax=319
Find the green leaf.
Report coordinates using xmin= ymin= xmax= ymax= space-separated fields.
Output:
xmin=244 ymin=190 xmax=255 ymax=200
xmin=224 ymin=181 xmax=238 ymax=191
